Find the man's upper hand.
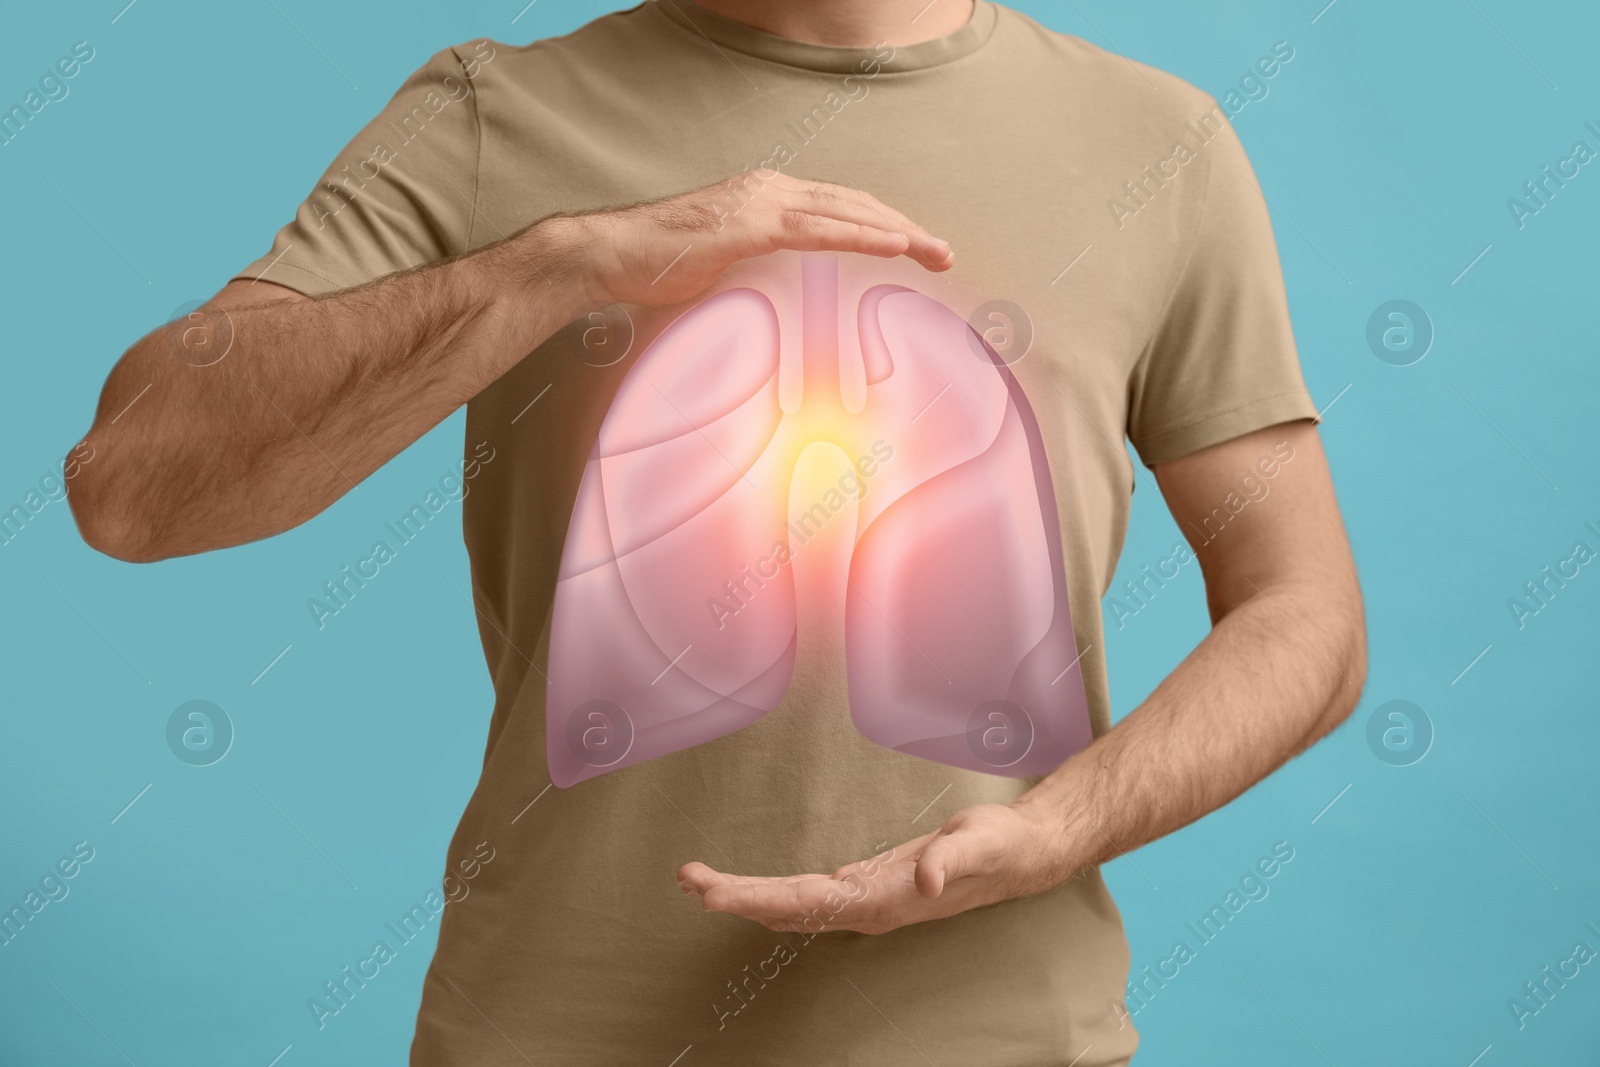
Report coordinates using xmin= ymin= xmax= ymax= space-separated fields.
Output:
xmin=558 ymin=172 xmax=954 ymax=310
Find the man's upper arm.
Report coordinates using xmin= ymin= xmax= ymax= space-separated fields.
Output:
xmin=229 ymin=44 xmax=484 ymax=298
xmin=1125 ymin=100 xmax=1319 ymax=470
xmin=1153 ymin=420 xmax=1358 ymax=624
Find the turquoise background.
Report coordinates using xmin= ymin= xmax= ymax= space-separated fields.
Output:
xmin=2 ymin=0 xmax=1596 ymax=1063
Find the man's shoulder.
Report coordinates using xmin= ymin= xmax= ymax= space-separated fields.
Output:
xmin=441 ymin=2 xmax=665 ymax=82
xmin=991 ymin=4 xmax=1220 ymax=131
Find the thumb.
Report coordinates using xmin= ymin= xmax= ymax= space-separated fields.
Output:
xmin=914 ymin=829 xmax=976 ymax=898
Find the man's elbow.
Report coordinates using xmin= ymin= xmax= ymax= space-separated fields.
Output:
xmin=66 ymin=461 xmax=167 ymax=564
xmin=1343 ymin=622 xmax=1369 ymax=708
xmin=70 ymin=501 xmax=165 ymax=564
xmin=1323 ymin=593 xmax=1369 ymax=732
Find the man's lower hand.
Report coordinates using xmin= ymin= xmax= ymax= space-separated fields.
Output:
xmin=678 ymin=801 xmax=1071 ymax=935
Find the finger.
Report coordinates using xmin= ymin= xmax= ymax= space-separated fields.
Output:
xmin=677 ymin=861 xmax=728 ymax=894
xmin=734 ymin=173 xmax=951 ymax=266
xmin=702 ymin=877 xmax=823 ymax=920
xmin=707 ymin=878 xmax=898 ymax=934
xmin=760 ymin=212 xmax=915 ymax=260
xmin=780 ymin=180 xmax=936 ymax=248
xmin=678 ymin=863 xmax=828 ymax=895
xmin=781 ymin=182 xmax=953 ymax=270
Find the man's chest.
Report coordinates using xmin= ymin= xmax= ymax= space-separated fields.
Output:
xmin=470 ymin=70 xmax=1179 ymax=372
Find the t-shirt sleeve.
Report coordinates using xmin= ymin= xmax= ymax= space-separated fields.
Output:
xmin=1125 ymin=106 xmax=1319 ymax=467
xmin=230 ymin=45 xmax=482 ymax=297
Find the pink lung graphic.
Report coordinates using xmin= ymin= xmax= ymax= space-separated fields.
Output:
xmin=546 ymin=255 xmax=1092 ymax=787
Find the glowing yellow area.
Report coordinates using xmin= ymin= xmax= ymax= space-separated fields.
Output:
xmin=787 ymin=440 xmax=856 ymax=515
xmin=770 ymin=409 xmax=866 ymax=490
xmin=786 ymin=440 xmax=857 ymax=640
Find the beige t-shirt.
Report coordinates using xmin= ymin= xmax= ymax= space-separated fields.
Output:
xmin=235 ymin=2 xmax=1317 ymax=1063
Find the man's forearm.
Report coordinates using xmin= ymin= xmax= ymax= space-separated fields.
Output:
xmin=70 ymin=219 xmax=589 ymax=562
xmin=1015 ymin=578 xmax=1367 ymax=884
xmin=70 ymin=174 xmax=954 ymax=564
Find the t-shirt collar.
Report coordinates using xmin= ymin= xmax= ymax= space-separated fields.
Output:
xmin=651 ymin=0 xmax=998 ymax=74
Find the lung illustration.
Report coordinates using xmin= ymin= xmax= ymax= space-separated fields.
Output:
xmin=547 ymin=255 xmax=1092 ymax=787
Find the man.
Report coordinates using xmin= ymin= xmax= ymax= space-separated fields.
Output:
xmin=67 ymin=0 xmax=1365 ymax=1062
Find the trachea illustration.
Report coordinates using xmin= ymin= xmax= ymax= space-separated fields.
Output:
xmin=546 ymin=254 xmax=1092 ymax=786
